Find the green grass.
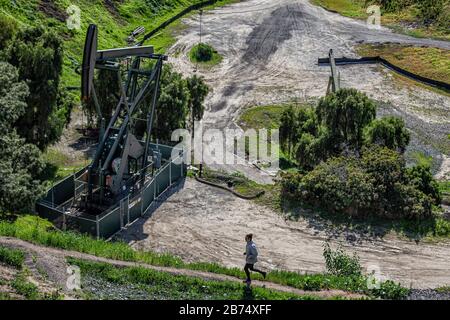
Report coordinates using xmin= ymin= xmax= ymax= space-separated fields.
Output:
xmin=357 ymin=44 xmax=450 ymax=85
xmin=189 ymin=43 xmax=223 ymax=67
xmin=311 ymin=0 xmax=450 ymax=40
xmin=69 ymin=258 xmax=321 ymax=300
xmin=410 ymin=151 xmax=434 ymax=168
xmin=40 ymin=148 xmax=86 ymax=185
xmin=0 ymin=246 xmax=25 ymax=269
xmin=436 ymin=286 xmax=450 ymax=294
xmin=438 ymin=181 xmax=450 ymax=194
xmin=0 ymin=215 xmax=408 ymax=299
xmin=238 ymin=104 xmax=293 ymax=131
xmin=11 ymin=273 xmax=39 ymax=300
xmin=0 ymin=292 xmax=13 ymax=300
xmin=312 ymin=0 xmax=367 ymax=18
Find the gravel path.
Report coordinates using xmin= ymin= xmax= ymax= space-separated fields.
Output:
xmin=169 ymin=0 xmax=450 ymax=183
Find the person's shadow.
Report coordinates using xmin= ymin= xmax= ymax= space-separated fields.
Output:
xmin=242 ymin=286 xmax=255 ymax=300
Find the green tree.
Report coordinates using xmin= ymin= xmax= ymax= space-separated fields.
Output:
xmin=0 ymin=14 xmax=16 ymax=51
xmin=364 ymin=116 xmax=410 ymax=152
xmin=280 ymin=106 xmax=297 ymax=157
xmin=153 ymin=65 xmax=190 ymax=142
xmin=316 ymin=88 xmax=376 ymax=152
xmin=406 ymin=164 xmax=441 ymax=205
xmin=7 ymin=26 xmax=70 ymax=150
xmin=0 ymin=62 xmax=45 ymax=214
xmin=417 ymin=0 xmax=446 ymax=23
xmin=85 ymin=68 xmax=120 ymax=128
xmin=186 ymin=74 xmax=209 ymax=128
xmin=186 ymin=74 xmax=209 ymax=163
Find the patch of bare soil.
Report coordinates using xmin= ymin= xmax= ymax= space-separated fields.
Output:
xmin=38 ymin=0 xmax=68 ymax=22
xmin=51 ymin=106 xmax=97 ymax=165
xmin=103 ymin=0 xmax=126 ymax=24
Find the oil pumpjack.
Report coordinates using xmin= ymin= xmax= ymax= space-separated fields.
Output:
xmin=79 ymin=24 xmax=167 ymax=214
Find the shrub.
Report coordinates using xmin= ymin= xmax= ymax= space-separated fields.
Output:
xmin=0 ymin=246 xmax=25 ymax=269
xmin=323 ymin=244 xmax=409 ymax=299
xmin=417 ymin=0 xmax=446 ymax=24
xmin=371 ymin=280 xmax=410 ymax=300
xmin=323 ymin=243 xmax=362 ymax=277
xmin=0 ymin=14 xmax=16 ymax=50
xmin=12 ymin=273 xmax=39 ymax=300
xmin=364 ymin=116 xmax=410 ymax=153
xmin=282 ymin=145 xmax=437 ymax=220
xmin=406 ymin=165 xmax=441 ymax=205
xmin=191 ymin=43 xmax=214 ymax=62
xmin=294 ymin=157 xmax=374 ymax=216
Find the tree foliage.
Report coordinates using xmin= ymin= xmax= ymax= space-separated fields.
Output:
xmin=153 ymin=64 xmax=190 ymax=142
xmin=0 ymin=14 xmax=16 ymax=51
xmin=187 ymin=74 xmax=209 ymax=126
xmin=316 ymin=88 xmax=376 ymax=152
xmin=84 ymin=64 xmax=209 ymax=143
xmin=364 ymin=116 xmax=410 ymax=152
xmin=6 ymin=26 xmax=72 ymax=150
xmin=281 ymin=89 xmax=378 ymax=169
xmin=85 ymin=68 xmax=120 ymax=127
xmin=280 ymin=88 xmax=441 ymax=221
xmin=0 ymin=62 xmax=45 ymax=214
xmin=282 ymin=146 xmax=439 ymax=220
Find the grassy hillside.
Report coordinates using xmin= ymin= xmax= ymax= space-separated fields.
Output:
xmin=0 ymin=0 xmax=237 ymax=89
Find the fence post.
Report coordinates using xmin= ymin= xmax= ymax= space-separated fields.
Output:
xmin=141 ymin=189 xmax=144 ymax=217
xmin=119 ymin=200 xmax=124 ymax=229
xmin=127 ymin=196 xmax=130 ymax=226
xmin=169 ymin=160 xmax=172 ymax=184
xmin=62 ymin=212 xmax=67 ymax=231
xmin=96 ymin=214 xmax=100 ymax=240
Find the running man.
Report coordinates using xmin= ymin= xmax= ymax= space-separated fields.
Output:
xmin=243 ymin=234 xmax=266 ymax=285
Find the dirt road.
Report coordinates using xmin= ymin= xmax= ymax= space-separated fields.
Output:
xmin=118 ymin=178 xmax=450 ymax=289
xmin=169 ymin=0 xmax=450 ymax=182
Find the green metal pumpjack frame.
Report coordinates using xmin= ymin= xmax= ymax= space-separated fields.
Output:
xmin=81 ymin=24 xmax=167 ymax=210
